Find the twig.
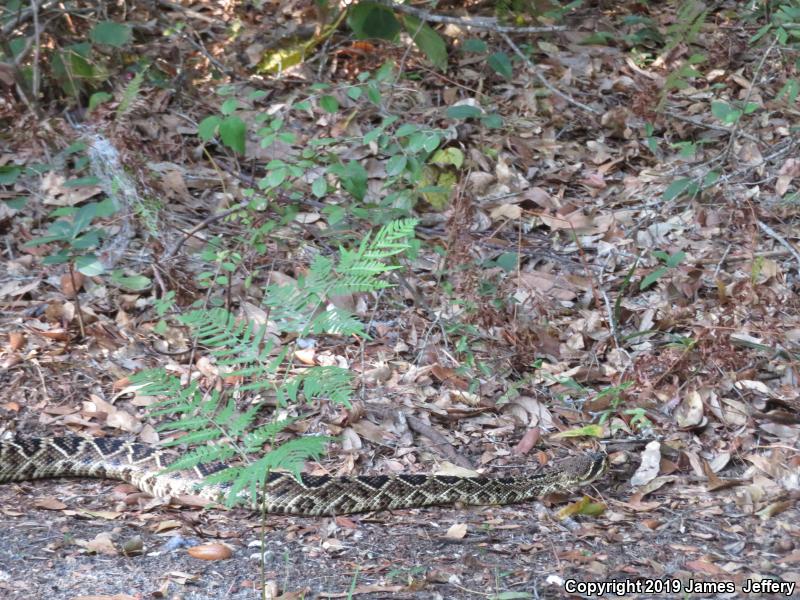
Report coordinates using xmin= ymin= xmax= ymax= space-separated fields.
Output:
xmin=1 ymin=0 xmax=55 ymax=36
xmin=722 ymin=37 xmax=777 ymax=161
xmin=67 ymin=263 xmax=86 ymax=339
xmin=500 ymin=32 xmax=599 ymax=115
xmin=756 ymin=219 xmax=800 ymax=275
xmin=667 ymin=111 xmax=762 ymax=145
xmin=364 ymin=404 xmax=474 ymax=470
xmin=371 ymin=0 xmax=565 ymax=34
xmin=165 ymin=200 xmax=251 ymax=259
xmin=155 ymin=0 xmax=217 ymax=24
xmin=712 ymin=244 xmax=732 ymax=279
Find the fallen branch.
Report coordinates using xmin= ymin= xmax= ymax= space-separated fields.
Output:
xmin=372 ymin=0 xmax=565 ymax=34
xmin=501 ymin=32 xmax=599 ymax=115
xmin=757 ymin=219 xmax=800 ymax=275
xmin=364 ymin=404 xmax=474 ymax=470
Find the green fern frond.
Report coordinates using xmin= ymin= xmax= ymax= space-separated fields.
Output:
xmin=197 ymin=436 xmax=329 ymax=507
xmin=136 ymin=219 xmax=417 ymax=508
xmin=253 ymin=435 xmax=330 ymax=480
xmin=116 ymin=69 xmax=145 ymax=118
xmin=243 ymin=418 xmax=297 ymax=451
xmin=162 ymin=444 xmax=237 ymax=473
xmin=308 ymin=308 xmax=366 ymax=336
xmin=302 ymin=366 xmax=352 ymax=405
xmin=228 ymin=404 xmax=263 ymax=438
xmin=162 ymin=428 xmax=221 ymax=447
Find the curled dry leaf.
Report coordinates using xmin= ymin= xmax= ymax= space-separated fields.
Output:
xmin=7 ymin=331 xmax=25 ymax=351
xmin=674 ymin=390 xmax=704 ymax=428
xmin=630 ymin=441 xmax=662 ymax=487
xmin=77 ymin=532 xmax=118 ymax=555
xmin=294 ymin=347 xmax=316 ymax=365
xmin=512 ymin=427 xmax=541 ymax=455
xmin=187 ymin=542 xmax=233 ymax=561
xmin=445 ymin=523 xmax=468 ymax=539
xmin=60 ymin=271 xmax=85 ymax=298
xmin=34 ymin=497 xmax=68 ymax=510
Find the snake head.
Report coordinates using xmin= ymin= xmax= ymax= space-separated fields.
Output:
xmin=554 ymin=451 xmax=608 ymax=492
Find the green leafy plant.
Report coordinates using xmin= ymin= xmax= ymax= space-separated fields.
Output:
xmin=347 ymin=2 xmax=447 ymax=70
xmin=593 ymin=381 xmax=637 ymax=426
xmin=131 ymin=218 xmax=418 ymax=507
xmin=198 ymin=62 xmax=450 ymax=224
xmin=639 ymin=250 xmax=687 ymax=291
xmin=24 ymin=197 xmax=116 ymax=274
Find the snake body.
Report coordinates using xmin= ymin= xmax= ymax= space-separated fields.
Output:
xmin=0 ymin=435 xmax=606 ymax=515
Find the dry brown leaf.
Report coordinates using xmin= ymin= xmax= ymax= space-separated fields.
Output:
xmin=77 ymin=532 xmax=118 ymax=555
xmin=430 ymin=364 xmax=469 ymax=390
xmin=154 ymin=519 xmax=183 ymax=533
xmin=685 ymin=558 xmax=725 ymax=576
xmin=445 ymin=523 xmax=468 ymax=539
xmin=350 ymin=420 xmax=393 ymax=446
xmin=41 ymin=172 xmax=102 ymax=206
xmin=34 ymin=497 xmax=67 ymax=510
xmin=294 ymin=348 xmax=316 ymax=365
xmin=490 ymin=203 xmax=522 ymax=220
xmin=187 ymin=542 xmax=233 ymax=560
xmin=70 ymin=509 xmax=122 ymax=520
xmin=675 ymin=390 xmax=704 ymax=428
xmin=512 ymin=427 xmax=541 ymax=455
xmin=435 ymin=463 xmax=481 ymax=478
xmin=60 ymin=271 xmax=85 ymax=297
xmin=630 ymin=441 xmax=661 ymax=486
xmin=7 ymin=331 xmax=25 ymax=351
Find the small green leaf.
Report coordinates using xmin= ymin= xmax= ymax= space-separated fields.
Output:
xmin=396 ymin=123 xmax=418 ymax=137
xmin=430 ymin=147 xmax=463 ymax=168
xmin=744 ymin=102 xmax=760 ymax=114
xmin=663 ymin=177 xmax=696 ymax=201
xmin=366 ymin=82 xmax=381 ymax=104
xmin=323 ymin=204 xmax=345 ymax=225
xmin=363 ymin=127 xmax=383 ymax=145
xmin=551 ymin=424 xmax=604 ymax=438
xmin=328 ymin=161 xmax=368 ymax=201
xmin=386 ymin=155 xmax=407 ymax=176
xmin=6 ymin=197 xmax=27 ymax=210
xmin=446 ymin=105 xmax=482 ymax=120
xmin=487 ymin=52 xmax=513 ymax=79
xmin=64 ymin=176 xmax=99 ymax=188
xmin=462 ymin=39 xmax=487 ymax=53
xmin=76 ymin=254 xmax=106 ymax=276
xmin=312 ymin=176 xmax=327 ymax=197
xmin=423 ymin=133 xmax=441 ymax=152
xmin=219 ymin=116 xmax=246 ymax=154
xmin=198 ymin=116 xmax=221 ymax=141
xmin=495 ymin=252 xmax=518 ymax=272
xmin=90 ymin=21 xmax=132 ymax=47
xmin=665 ymin=251 xmax=686 ymax=268
xmin=264 ymin=167 xmax=287 ymax=188
xmin=220 ymin=98 xmax=239 ymax=116
xmin=319 ymin=95 xmax=339 ymax=113
xmin=401 ymin=16 xmax=448 ymax=70
xmin=0 ymin=165 xmax=22 ymax=185
xmin=481 ymin=113 xmax=503 ymax=129
xmin=111 ymin=271 xmax=151 ymax=291
xmin=490 ymin=592 xmax=533 ymax=600
xmin=640 ymin=266 xmax=667 ymax=290
xmin=88 ymin=91 xmax=112 ymax=112
xmin=348 ymin=2 xmax=401 ymax=39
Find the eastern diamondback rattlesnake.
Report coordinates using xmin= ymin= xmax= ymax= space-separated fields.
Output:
xmin=0 ymin=435 xmax=607 ymax=515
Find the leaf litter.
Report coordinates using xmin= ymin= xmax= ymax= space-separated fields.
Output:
xmin=0 ymin=0 xmax=799 ymax=598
